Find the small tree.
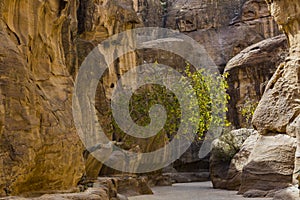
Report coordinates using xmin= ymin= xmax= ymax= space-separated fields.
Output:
xmin=126 ymin=63 xmax=230 ymax=141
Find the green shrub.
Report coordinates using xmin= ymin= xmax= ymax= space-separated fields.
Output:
xmin=126 ymin=63 xmax=230 ymax=140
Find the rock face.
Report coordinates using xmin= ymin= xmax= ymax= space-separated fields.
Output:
xmin=225 ymin=34 xmax=288 ymax=128
xmin=166 ymin=0 xmax=282 ymax=69
xmin=240 ymin=0 xmax=300 ymax=196
xmin=210 ymin=129 xmax=255 ymax=189
xmin=0 ymin=0 xmax=295 ymax=197
xmin=252 ymin=0 xmax=300 ymax=136
xmin=73 ymin=0 xmax=143 ymax=179
xmin=0 ymin=0 xmax=156 ymax=196
xmin=172 ymin=140 xmax=209 ymax=173
xmin=0 ymin=0 xmax=85 ymax=196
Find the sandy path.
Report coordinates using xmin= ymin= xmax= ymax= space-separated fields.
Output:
xmin=128 ymin=182 xmax=272 ymax=200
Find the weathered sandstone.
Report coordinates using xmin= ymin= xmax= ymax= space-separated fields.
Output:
xmin=225 ymin=34 xmax=288 ymax=128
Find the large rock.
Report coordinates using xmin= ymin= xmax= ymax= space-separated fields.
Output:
xmin=239 ymin=134 xmax=296 ymax=195
xmin=0 ymin=0 xmax=160 ymax=196
xmin=0 ymin=0 xmax=85 ymax=196
xmin=226 ymin=132 xmax=259 ymax=190
xmin=247 ymin=0 xmax=300 ymax=196
xmin=252 ymin=0 xmax=300 ymax=135
xmin=273 ymin=186 xmax=300 ymax=200
xmin=225 ymin=34 xmax=288 ymax=128
xmin=210 ymin=128 xmax=255 ymax=189
xmin=252 ymin=59 xmax=300 ymax=135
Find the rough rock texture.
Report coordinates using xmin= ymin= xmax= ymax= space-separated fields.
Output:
xmin=225 ymin=34 xmax=288 ymax=128
xmin=252 ymin=0 xmax=300 ymax=135
xmin=166 ymin=0 xmax=282 ymax=69
xmin=273 ymin=186 xmax=300 ymax=200
xmin=210 ymin=129 xmax=255 ymax=189
xmin=252 ymin=60 xmax=300 ymax=135
xmin=1 ymin=176 xmax=153 ymax=199
xmin=226 ymin=132 xmax=259 ymax=190
xmin=0 ymin=0 xmax=85 ymax=196
xmin=240 ymin=0 xmax=300 ymax=196
xmin=111 ymin=176 xmax=153 ymax=197
xmin=0 ymin=0 xmax=158 ymax=196
xmin=71 ymin=0 xmax=173 ymax=179
xmin=133 ymin=0 xmax=163 ymax=27
xmin=0 ymin=0 xmax=294 ymax=197
xmin=293 ymin=116 xmax=300 ymax=185
xmin=239 ymin=134 xmax=296 ymax=195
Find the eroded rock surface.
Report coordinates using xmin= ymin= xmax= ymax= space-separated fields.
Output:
xmin=0 ymin=0 xmax=295 ymax=197
xmin=239 ymin=134 xmax=296 ymax=195
xmin=226 ymin=132 xmax=259 ymax=190
xmin=225 ymin=34 xmax=288 ymax=128
xmin=166 ymin=0 xmax=282 ymax=69
xmin=252 ymin=0 xmax=300 ymax=135
xmin=239 ymin=0 xmax=300 ymax=196
xmin=0 ymin=0 xmax=85 ymax=196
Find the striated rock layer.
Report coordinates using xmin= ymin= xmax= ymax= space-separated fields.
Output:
xmin=0 ymin=0 xmax=161 ymax=196
xmin=0 ymin=0 xmax=85 ymax=196
xmin=239 ymin=134 xmax=296 ymax=195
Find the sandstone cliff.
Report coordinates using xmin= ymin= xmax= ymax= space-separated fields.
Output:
xmin=225 ymin=35 xmax=288 ymax=128
xmin=0 ymin=0 xmax=160 ymax=196
xmin=0 ymin=0 xmax=291 ymax=197
xmin=239 ymin=0 xmax=300 ymax=196
xmin=166 ymin=0 xmax=282 ymax=70
xmin=0 ymin=0 xmax=86 ymax=196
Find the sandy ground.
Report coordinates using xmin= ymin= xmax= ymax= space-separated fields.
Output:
xmin=128 ymin=182 xmax=272 ymax=200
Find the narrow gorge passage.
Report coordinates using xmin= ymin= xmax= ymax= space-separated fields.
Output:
xmin=129 ymin=182 xmax=272 ymax=200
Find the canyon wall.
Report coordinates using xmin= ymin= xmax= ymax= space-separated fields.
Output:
xmin=239 ymin=0 xmax=300 ymax=195
xmin=0 ymin=0 xmax=85 ymax=196
xmin=0 ymin=0 xmax=289 ymax=197
xmin=225 ymin=35 xmax=288 ymax=128
xmin=166 ymin=0 xmax=281 ymax=71
xmin=0 ymin=0 xmax=161 ymax=196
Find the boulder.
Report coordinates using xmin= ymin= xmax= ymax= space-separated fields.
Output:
xmin=226 ymin=132 xmax=259 ymax=190
xmin=244 ymin=0 xmax=300 ymax=197
xmin=252 ymin=59 xmax=300 ymax=135
xmin=210 ymin=128 xmax=255 ymax=189
xmin=273 ymin=186 xmax=300 ymax=200
xmin=239 ymin=134 xmax=296 ymax=195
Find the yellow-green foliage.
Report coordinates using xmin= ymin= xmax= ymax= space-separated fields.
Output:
xmin=240 ymin=99 xmax=258 ymax=127
xmin=127 ymin=63 xmax=230 ymax=140
xmin=184 ymin=63 xmax=230 ymax=139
